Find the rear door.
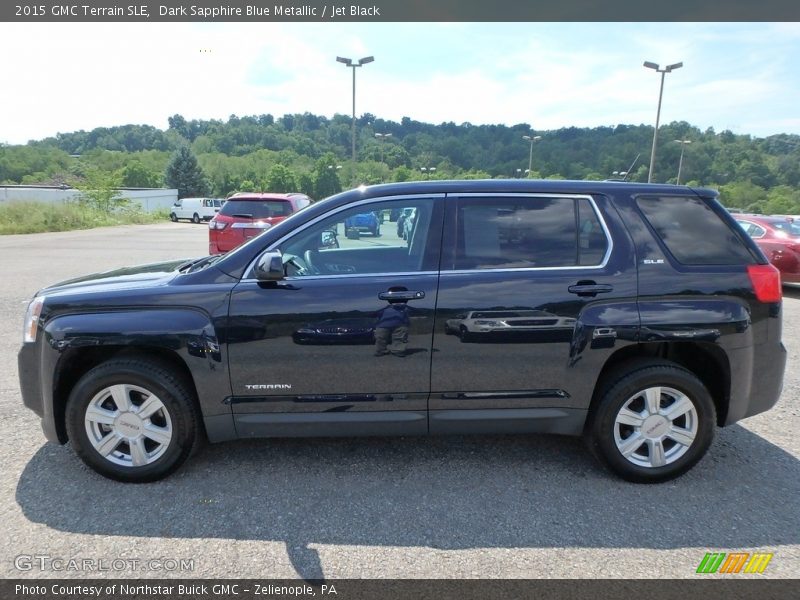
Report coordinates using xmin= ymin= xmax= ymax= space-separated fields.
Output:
xmin=430 ymin=192 xmax=638 ymax=434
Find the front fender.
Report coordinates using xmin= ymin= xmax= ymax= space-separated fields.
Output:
xmin=39 ymin=309 xmax=232 ymax=443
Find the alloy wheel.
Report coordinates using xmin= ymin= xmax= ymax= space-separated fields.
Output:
xmin=613 ymin=386 xmax=698 ymax=468
xmin=84 ymin=383 xmax=173 ymax=468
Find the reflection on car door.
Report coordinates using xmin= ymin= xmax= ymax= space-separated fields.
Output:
xmin=226 ymin=195 xmax=444 ymax=437
xmin=430 ymin=193 xmax=639 ymax=434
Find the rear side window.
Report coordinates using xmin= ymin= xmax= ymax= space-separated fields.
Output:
xmin=772 ymin=220 xmax=800 ymax=237
xmin=446 ymin=196 xmax=609 ymax=270
xmin=636 ymin=196 xmax=754 ymax=265
xmin=220 ymin=199 xmax=293 ymax=219
xmin=736 ymin=220 xmax=766 ymax=239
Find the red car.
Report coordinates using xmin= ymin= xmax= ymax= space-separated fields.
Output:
xmin=735 ymin=215 xmax=800 ymax=285
xmin=208 ymin=192 xmax=312 ymax=254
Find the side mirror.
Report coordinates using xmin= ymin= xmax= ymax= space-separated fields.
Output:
xmin=320 ymin=229 xmax=339 ymax=249
xmin=254 ymin=251 xmax=284 ymax=282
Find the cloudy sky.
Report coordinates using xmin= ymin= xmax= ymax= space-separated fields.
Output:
xmin=1 ymin=22 xmax=798 ymax=144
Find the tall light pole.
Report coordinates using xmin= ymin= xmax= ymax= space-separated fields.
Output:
xmin=375 ymin=132 xmax=392 ymax=163
xmin=522 ymin=134 xmax=541 ymax=177
xmin=675 ymin=139 xmax=691 ymax=184
xmin=643 ymin=61 xmax=683 ymax=183
xmin=336 ymin=55 xmax=374 ymax=165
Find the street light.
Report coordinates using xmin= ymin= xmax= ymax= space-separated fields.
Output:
xmin=675 ymin=139 xmax=691 ymax=185
xmin=374 ymin=132 xmax=392 ymax=163
xmin=336 ymin=55 xmax=375 ymax=166
xmin=420 ymin=167 xmax=436 ymax=179
xmin=522 ymin=134 xmax=541 ymax=177
xmin=643 ymin=60 xmax=683 ymax=183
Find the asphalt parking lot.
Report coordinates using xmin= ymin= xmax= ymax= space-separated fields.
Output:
xmin=0 ymin=222 xmax=798 ymax=579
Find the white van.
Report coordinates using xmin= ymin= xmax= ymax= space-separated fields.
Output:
xmin=170 ymin=198 xmax=224 ymax=223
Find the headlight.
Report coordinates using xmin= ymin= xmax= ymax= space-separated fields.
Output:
xmin=23 ymin=296 xmax=45 ymax=343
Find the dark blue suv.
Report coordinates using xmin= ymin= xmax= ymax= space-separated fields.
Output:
xmin=18 ymin=180 xmax=786 ymax=483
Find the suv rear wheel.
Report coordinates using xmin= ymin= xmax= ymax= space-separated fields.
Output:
xmin=65 ymin=358 xmax=202 ymax=482
xmin=586 ymin=360 xmax=715 ymax=483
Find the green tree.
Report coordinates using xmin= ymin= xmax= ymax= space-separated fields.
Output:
xmin=392 ymin=166 xmax=414 ymax=182
xmin=165 ymin=146 xmax=210 ymax=198
xmin=122 ymin=160 xmax=161 ymax=187
xmin=73 ymin=167 xmax=126 ymax=213
xmin=719 ymin=181 xmax=767 ymax=211
xmin=298 ymin=172 xmax=315 ymax=198
xmin=313 ymin=153 xmax=343 ymax=198
xmin=763 ymin=185 xmax=800 ymax=215
xmin=265 ymin=164 xmax=298 ymax=193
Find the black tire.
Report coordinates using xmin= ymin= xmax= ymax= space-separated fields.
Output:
xmin=585 ymin=360 xmax=715 ymax=483
xmin=169 ymin=212 xmax=178 ymax=222
xmin=65 ymin=358 xmax=202 ymax=483
xmin=459 ymin=326 xmax=473 ymax=343
xmin=192 ymin=213 xmax=201 ymax=224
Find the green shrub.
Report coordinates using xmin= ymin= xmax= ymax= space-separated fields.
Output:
xmin=0 ymin=202 xmax=167 ymax=235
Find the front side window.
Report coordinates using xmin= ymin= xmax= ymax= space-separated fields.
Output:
xmin=445 ymin=196 xmax=608 ymax=270
xmin=277 ymin=198 xmax=439 ymax=276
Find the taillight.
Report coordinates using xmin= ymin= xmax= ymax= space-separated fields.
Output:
xmin=747 ymin=264 xmax=782 ymax=303
xmin=209 ymin=220 xmax=227 ymax=230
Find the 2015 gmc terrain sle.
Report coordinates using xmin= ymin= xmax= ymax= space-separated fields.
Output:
xmin=18 ymin=180 xmax=786 ymax=483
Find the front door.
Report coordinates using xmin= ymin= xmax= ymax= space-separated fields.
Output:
xmin=227 ymin=195 xmax=444 ymax=437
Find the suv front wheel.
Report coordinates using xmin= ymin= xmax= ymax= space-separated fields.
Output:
xmin=586 ymin=360 xmax=715 ymax=483
xmin=65 ymin=358 xmax=202 ymax=482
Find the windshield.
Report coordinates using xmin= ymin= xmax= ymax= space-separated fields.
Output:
xmin=219 ymin=199 xmax=292 ymax=219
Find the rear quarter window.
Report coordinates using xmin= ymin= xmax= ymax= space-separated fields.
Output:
xmin=636 ymin=196 xmax=755 ymax=265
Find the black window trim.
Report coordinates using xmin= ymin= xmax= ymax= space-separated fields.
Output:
xmin=441 ymin=193 xmax=613 ymax=273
